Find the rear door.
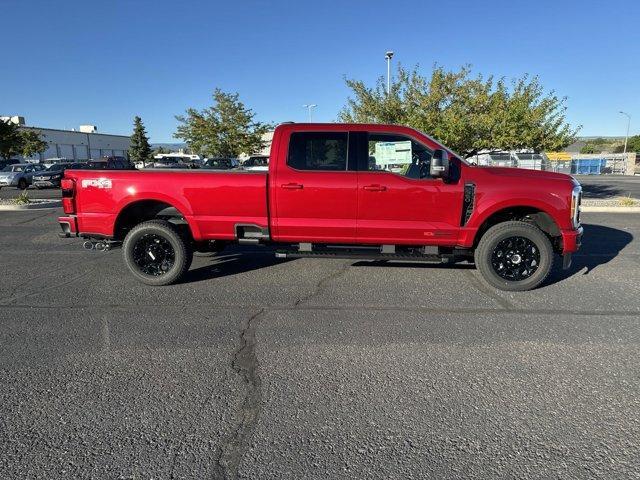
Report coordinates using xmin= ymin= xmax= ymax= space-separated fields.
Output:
xmin=272 ymin=130 xmax=358 ymax=243
xmin=356 ymin=131 xmax=463 ymax=245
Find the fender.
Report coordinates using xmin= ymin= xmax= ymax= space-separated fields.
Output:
xmin=113 ymin=193 xmax=202 ymax=240
xmin=459 ymin=194 xmax=570 ymax=248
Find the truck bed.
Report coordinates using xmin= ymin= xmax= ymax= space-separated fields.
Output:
xmin=65 ymin=169 xmax=268 ymax=240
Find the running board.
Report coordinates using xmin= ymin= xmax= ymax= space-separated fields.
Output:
xmin=275 ymin=246 xmax=460 ymax=263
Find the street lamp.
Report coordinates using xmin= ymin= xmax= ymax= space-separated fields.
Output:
xmin=302 ymin=104 xmax=317 ymax=122
xmin=385 ymin=51 xmax=394 ymax=95
xmin=619 ymin=111 xmax=631 ymax=155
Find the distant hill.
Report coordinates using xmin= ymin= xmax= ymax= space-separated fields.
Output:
xmin=151 ymin=143 xmax=186 ymax=152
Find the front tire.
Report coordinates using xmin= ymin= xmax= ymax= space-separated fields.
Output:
xmin=123 ymin=219 xmax=193 ymax=286
xmin=475 ymin=221 xmax=554 ymax=291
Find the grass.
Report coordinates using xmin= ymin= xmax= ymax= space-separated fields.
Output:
xmin=13 ymin=191 xmax=31 ymax=205
xmin=618 ymin=195 xmax=638 ymax=207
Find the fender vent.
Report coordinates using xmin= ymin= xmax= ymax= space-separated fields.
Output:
xmin=461 ymin=183 xmax=475 ymax=226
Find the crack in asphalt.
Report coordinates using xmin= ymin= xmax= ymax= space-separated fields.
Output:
xmin=294 ymin=261 xmax=351 ymax=307
xmin=213 ymin=308 xmax=265 ymax=480
xmin=9 ymin=211 xmax=53 ymax=225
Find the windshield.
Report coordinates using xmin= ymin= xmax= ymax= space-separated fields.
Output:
xmin=3 ymin=165 xmax=24 ymax=172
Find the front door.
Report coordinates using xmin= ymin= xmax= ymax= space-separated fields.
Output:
xmin=273 ymin=131 xmax=358 ymax=243
xmin=356 ymin=132 xmax=463 ymax=245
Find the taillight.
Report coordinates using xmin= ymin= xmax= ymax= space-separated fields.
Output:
xmin=61 ymin=178 xmax=75 ymax=214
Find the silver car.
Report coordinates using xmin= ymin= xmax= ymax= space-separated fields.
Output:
xmin=0 ymin=163 xmax=47 ymax=190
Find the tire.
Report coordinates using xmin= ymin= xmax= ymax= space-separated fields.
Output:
xmin=123 ymin=219 xmax=193 ymax=286
xmin=18 ymin=178 xmax=27 ymax=190
xmin=474 ymin=221 xmax=554 ymax=291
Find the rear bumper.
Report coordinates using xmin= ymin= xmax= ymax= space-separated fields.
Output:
xmin=33 ymin=179 xmax=61 ymax=188
xmin=58 ymin=215 xmax=78 ymax=238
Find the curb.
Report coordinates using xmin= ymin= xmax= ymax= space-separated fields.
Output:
xmin=581 ymin=206 xmax=640 ymax=213
xmin=0 ymin=200 xmax=61 ymax=211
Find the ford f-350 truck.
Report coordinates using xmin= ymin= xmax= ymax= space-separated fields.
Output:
xmin=58 ymin=123 xmax=583 ymax=291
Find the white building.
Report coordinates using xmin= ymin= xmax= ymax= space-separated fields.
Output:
xmin=1 ymin=116 xmax=131 ymax=162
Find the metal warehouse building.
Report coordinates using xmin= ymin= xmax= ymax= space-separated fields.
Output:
xmin=2 ymin=116 xmax=131 ymax=162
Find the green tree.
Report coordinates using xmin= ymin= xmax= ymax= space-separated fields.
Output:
xmin=174 ymin=88 xmax=270 ymax=157
xmin=0 ymin=119 xmax=23 ymax=160
xmin=152 ymin=146 xmax=171 ymax=155
xmin=20 ymin=130 xmax=47 ymax=159
xmin=580 ymin=144 xmax=597 ymax=154
xmin=613 ymin=135 xmax=640 ymax=153
xmin=129 ymin=116 xmax=152 ymax=166
xmin=339 ymin=65 xmax=579 ymax=158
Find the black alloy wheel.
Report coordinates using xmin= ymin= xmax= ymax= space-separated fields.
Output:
xmin=490 ymin=236 xmax=540 ymax=281
xmin=123 ymin=219 xmax=193 ymax=286
xmin=474 ymin=221 xmax=554 ymax=291
xmin=132 ymin=233 xmax=176 ymax=276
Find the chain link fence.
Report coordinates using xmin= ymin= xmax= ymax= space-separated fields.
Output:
xmin=472 ymin=152 xmax=632 ymax=175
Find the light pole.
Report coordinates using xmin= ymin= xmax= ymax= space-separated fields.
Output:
xmin=302 ymin=104 xmax=317 ymax=122
xmin=385 ymin=51 xmax=394 ymax=95
xmin=619 ymin=111 xmax=631 ymax=155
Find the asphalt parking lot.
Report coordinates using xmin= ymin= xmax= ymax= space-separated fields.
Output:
xmin=1 ymin=208 xmax=640 ymax=479
xmin=575 ymin=174 xmax=640 ymax=199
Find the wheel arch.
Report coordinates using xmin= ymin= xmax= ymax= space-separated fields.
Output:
xmin=113 ymin=199 xmax=197 ymax=241
xmin=472 ymin=205 xmax=562 ymax=250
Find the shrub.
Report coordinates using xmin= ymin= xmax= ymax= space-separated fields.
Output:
xmin=13 ymin=191 xmax=30 ymax=205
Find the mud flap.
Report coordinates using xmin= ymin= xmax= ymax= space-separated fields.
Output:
xmin=562 ymin=253 xmax=572 ymax=270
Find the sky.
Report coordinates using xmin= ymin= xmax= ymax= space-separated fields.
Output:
xmin=1 ymin=0 xmax=639 ymax=142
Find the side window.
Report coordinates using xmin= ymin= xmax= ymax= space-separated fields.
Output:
xmin=367 ymin=133 xmax=433 ymax=179
xmin=288 ymin=132 xmax=348 ymax=171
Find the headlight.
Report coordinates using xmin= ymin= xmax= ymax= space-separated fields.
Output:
xmin=52 ymin=174 xmax=61 ymax=179
xmin=570 ymin=185 xmax=582 ymax=228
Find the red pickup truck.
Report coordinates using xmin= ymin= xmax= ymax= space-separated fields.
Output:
xmin=58 ymin=123 xmax=583 ymax=291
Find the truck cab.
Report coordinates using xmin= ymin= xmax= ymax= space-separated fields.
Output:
xmin=58 ymin=123 xmax=583 ymax=291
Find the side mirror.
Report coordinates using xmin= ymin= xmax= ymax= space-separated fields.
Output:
xmin=430 ymin=149 xmax=450 ymax=178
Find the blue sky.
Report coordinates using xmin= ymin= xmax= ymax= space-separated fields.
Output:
xmin=1 ymin=0 xmax=638 ymax=142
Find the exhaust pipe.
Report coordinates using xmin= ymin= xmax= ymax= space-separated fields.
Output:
xmin=95 ymin=242 xmax=107 ymax=252
xmin=83 ymin=241 xmax=95 ymax=250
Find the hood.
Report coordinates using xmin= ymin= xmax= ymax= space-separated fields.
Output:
xmin=476 ymin=166 xmax=574 ymax=182
xmin=0 ymin=171 xmax=17 ymax=179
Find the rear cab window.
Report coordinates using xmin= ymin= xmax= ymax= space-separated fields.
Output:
xmin=287 ymin=132 xmax=348 ymax=171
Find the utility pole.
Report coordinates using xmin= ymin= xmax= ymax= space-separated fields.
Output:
xmin=619 ymin=111 xmax=631 ymax=154
xmin=302 ymin=104 xmax=317 ymax=122
xmin=385 ymin=51 xmax=394 ymax=95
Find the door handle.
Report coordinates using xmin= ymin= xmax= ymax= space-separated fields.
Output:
xmin=281 ymin=183 xmax=303 ymax=189
xmin=363 ymin=184 xmax=386 ymax=192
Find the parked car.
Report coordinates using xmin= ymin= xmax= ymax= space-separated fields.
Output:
xmin=202 ymin=158 xmax=240 ymax=170
xmin=146 ymin=157 xmax=190 ymax=169
xmin=0 ymin=163 xmax=47 ymax=189
xmin=58 ymin=122 xmax=583 ymax=291
xmin=42 ymin=157 xmax=73 ymax=169
xmin=32 ymin=162 xmax=87 ymax=189
xmin=241 ymin=155 xmax=269 ymax=171
xmin=86 ymin=157 xmax=135 ymax=170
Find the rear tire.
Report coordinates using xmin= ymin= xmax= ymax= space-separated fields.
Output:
xmin=474 ymin=221 xmax=554 ymax=291
xmin=123 ymin=219 xmax=193 ymax=286
xmin=18 ymin=178 xmax=27 ymax=190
